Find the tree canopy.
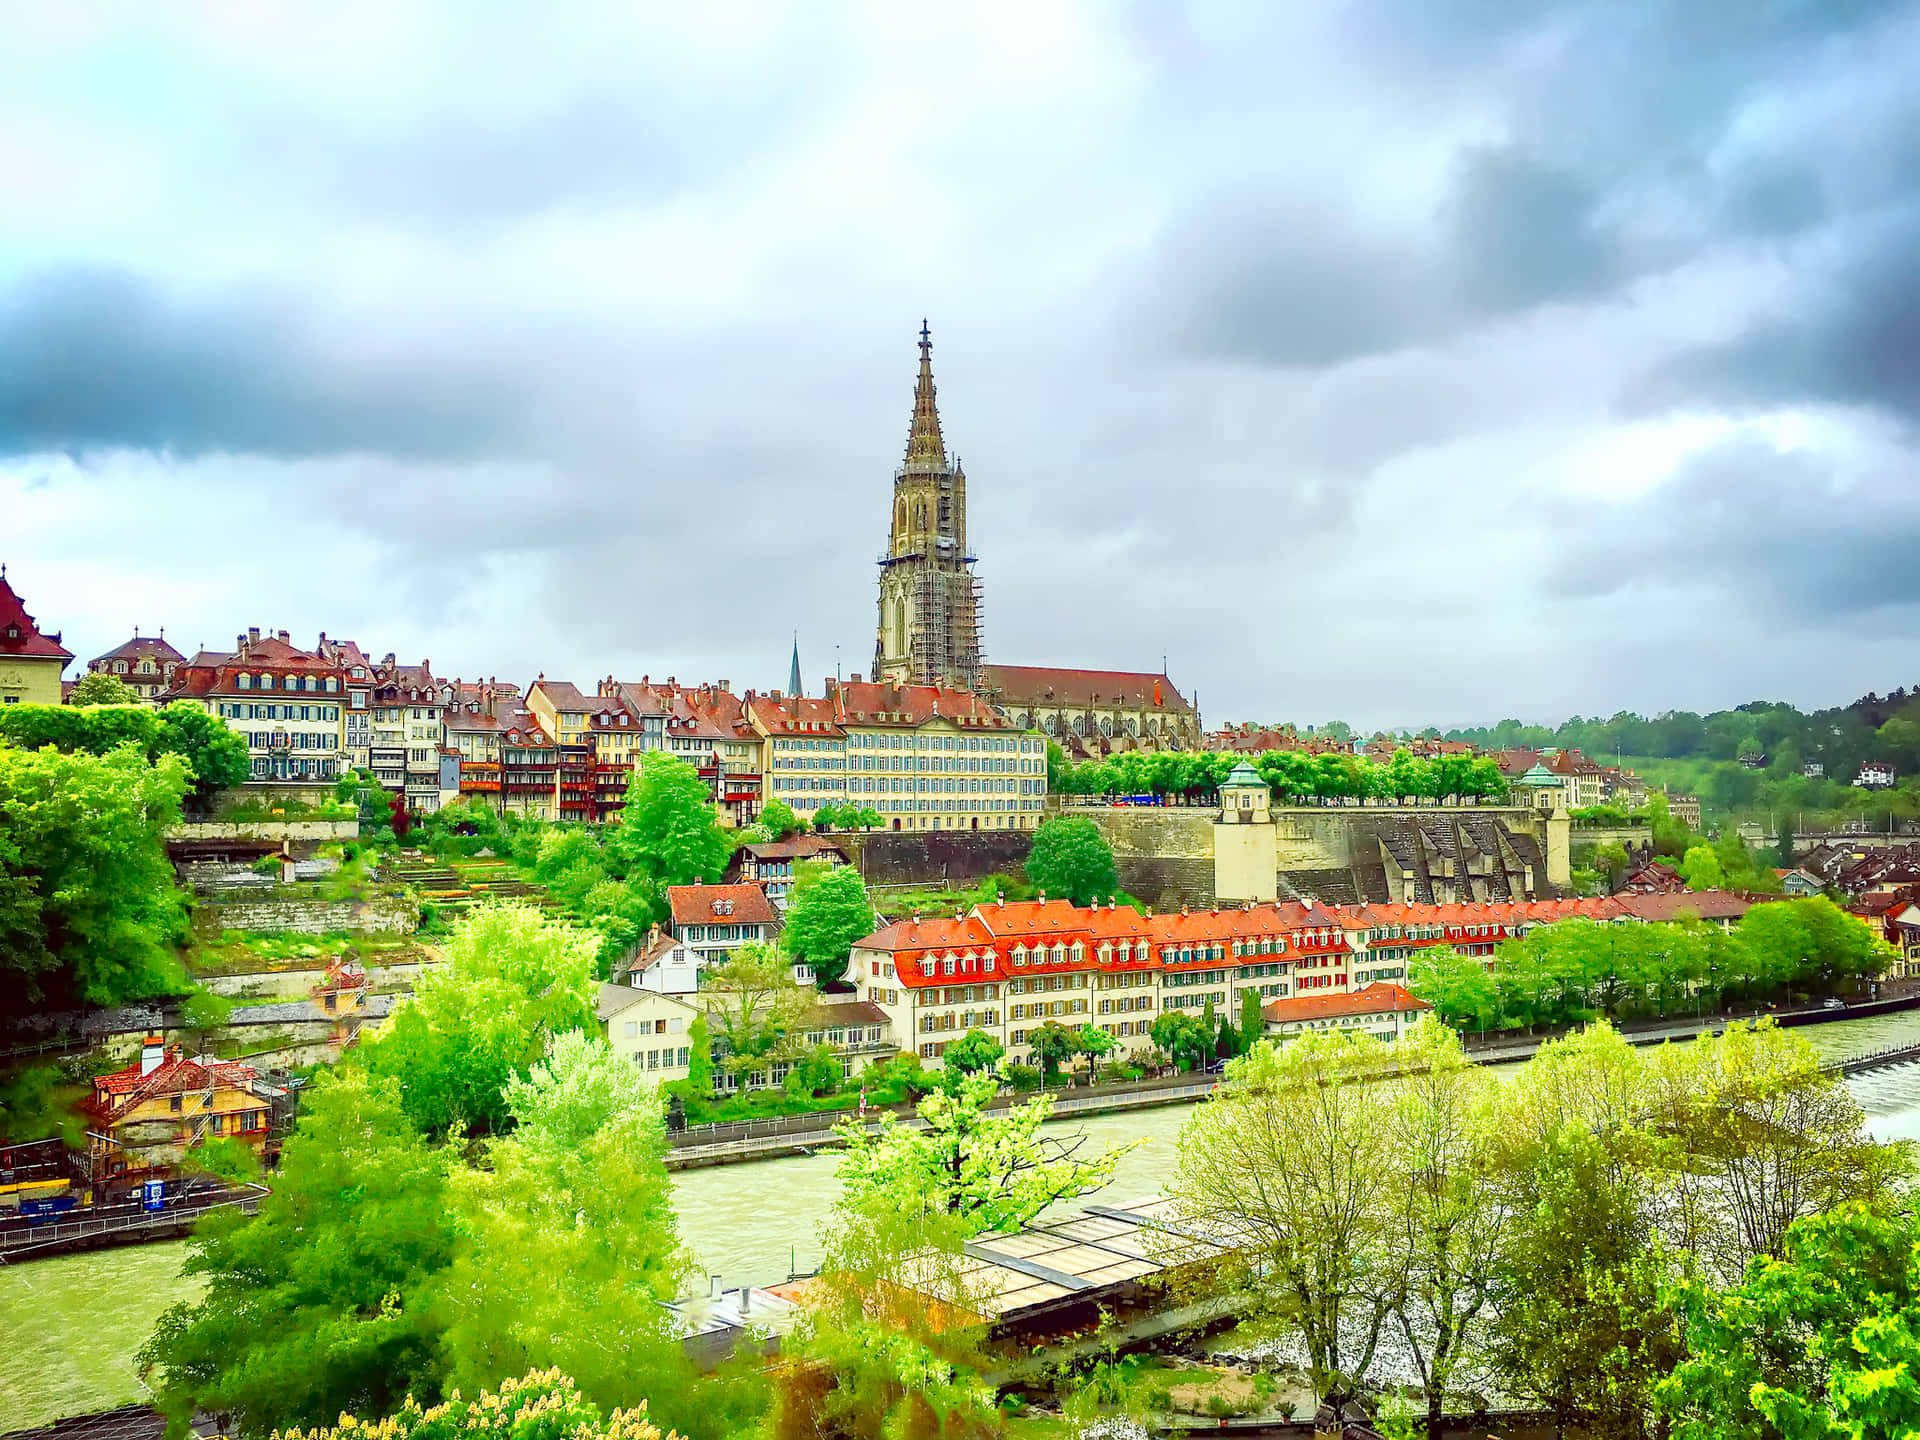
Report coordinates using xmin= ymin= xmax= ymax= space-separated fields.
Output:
xmin=0 ymin=699 xmax=249 ymax=814
xmin=0 ymin=741 xmax=191 ymax=1009
xmin=605 ymin=751 xmax=735 ymax=889
xmin=782 ymin=862 xmax=876 ymax=988
xmin=1023 ymin=816 xmax=1120 ymax=904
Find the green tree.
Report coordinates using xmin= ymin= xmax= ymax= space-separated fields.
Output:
xmin=785 ymin=1042 xmax=844 ymax=1099
xmin=1151 ymin=1012 xmax=1212 ymax=1071
xmin=843 ymin=806 xmax=884 ymax=831
xmin=606 ymin=751 xmax=734 ymax=888
xmin=942 ymin=1028 xmax=1005 ymax=1076
xmin=1026 ymin=1020 xmax=1080 ymax=1083
xmin=139 ymin=1069 xmax=456 ymax=1436
xmin=154 ymin=701 xmax=251 ymax=813
xmin=439 ymin=1031 xmax=697 ymax=1423
xmin=811 ymin=802 xmax=842 ymax=831
xmin=699 ymin=940 xmax=811 ymax=1079
xmin=782 ymin=863 xmax=876 ymax=988
xmin=1656 ymin=1204 xmax=1920 ymax=1440
xmin=1023 ymin=816 xmax=1120 ymax=904
xmin=1388 ymin=1022 xmax=1508 ymax=1440
xmin=1076 ymin=1023 xmax=1119 ymax=1072
xmin=1680 ymin=844 xmax=1725 ymax=890
xmin=0 ymin=742 xmax=190 ymax=1009
xmin=683 ymin=1014 xmax=714 ymax=1096
xmin=832 ymin=1073 xmax=1135 ymax=1235
xmin=1171 ymin=1031 xmax=1407 ymax=1408
xmin=362 ymin=902 xmax=597 ymax=1135
xmin=67 ymin=670 xmax=143 ymax=706
xmin=759 ymin=798 xmax=805 ymax=841
xmin=1240 ymin=986 xmax=1266 ymax=1049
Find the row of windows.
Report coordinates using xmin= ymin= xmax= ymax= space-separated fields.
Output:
xmin=233 ymin=673 xmax=338 ymax=692
xmin=1009 ymin=998 xmax=1088 ymax=1020
xmin=250 ymin=757 xmax=340 ymax=778
xmin=851 ymin=756 xmax=1042 ymax=775
xmin=847 ymin=777 xmax=1042 ymax=795
xmin=631 ymin=1046 xmax=692 ymax=1069
xmin=244 ymin=731 xmax=340 ymax=749
xmin=849 ymin=734 xmax=1042 ymax=754
xmin=220 ymin=703 xmax=342 ymax=722
xmin=1164 ymin=990 xmax=1227 ymax=1010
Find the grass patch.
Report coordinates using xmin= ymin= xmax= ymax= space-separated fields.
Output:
xmin=187 ymin=930 xmax=422 ymax=976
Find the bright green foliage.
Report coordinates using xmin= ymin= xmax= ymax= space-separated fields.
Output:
xmin=139 ymin=1069 xmax=457 ymax=1437
xmin=1240 ymin=986 xmax=1266 ymax=1048
xmin=1171 ymin=1030 xmax=1411 ymax=1406
xmin=606 ymin=751 xmax=735 ymax=889
xmin=1023 ymin=816 xmax=1120 ymax=904
xmin=833 ymin=1073 xmax=1135 ymax=1235
xmin=1680 ymin=844 xmax=1726 ymax=890
xmin=1026 ymin=1020 xmax=1080 ymax=1081
xmin=67 ymin=670 xmax=143 ymax=706
xmin=1151 ymin=1011 xmax=1213 ymax=1070
xmin=362 ymin=902 xmax=597 ymax=1135
xmin=759 ymin=797 xmax=804 ymax=841
xmin=683 ymin=1014 xmax=714 ymax=1095
xmin=1658 ymin=1205 xmax=1920 ymax=1440
xmin=0 ymin=699 xmax=249 ymax=814
xmin=841 ymin=806 xmax=884 ymax=830
xmin=782 ymin=862 xmax=875 ymax=987
xmin=700 ymin=940 xmax=812 ymax=1077
xmin=0 ymin=742 xmax=190 ymax=1008
xmin=1411 ymin=907 xmax=1892 ymax=1034
xmin=786 ymin=1043 xmax=844 ymax=1099
xmin=268 ymin=1367 xmax=670 ymax=1440
xmin=942 ymin=1028 xmax=1005 ymax=1076
xmin=1052 ymin=745 xmax=1505 ymax=804
xmin=439 ymin=1032 xmax=696 ymax=1423
xmin=783 ymin=1179 xmax=1000 ymax=1440
xmin=1077 ymin=1024 xmax=1119 ymax=1066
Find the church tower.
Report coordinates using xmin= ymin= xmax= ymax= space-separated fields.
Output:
xmin=874 ymin=323 xmax=982 ymax=689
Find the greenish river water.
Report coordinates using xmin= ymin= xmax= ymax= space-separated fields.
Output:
xmin=10 ymin=1011 xmax=1920 ymax=1429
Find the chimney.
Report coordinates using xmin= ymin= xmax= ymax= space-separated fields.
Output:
xmin=277 ymin=630 xmax=290 ymax=643
xmin=248 ymin=626 xmax=260 ymax=643
xmin=141 ymin=1036 xmax=165 ymax=1076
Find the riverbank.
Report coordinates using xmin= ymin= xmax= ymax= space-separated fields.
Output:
xmin=11 ymin=1007 xmax=1920 ymax=1432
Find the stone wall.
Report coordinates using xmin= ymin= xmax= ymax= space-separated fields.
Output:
xmin=193 ymin=892 xmax=419 ymax=938
xmin=169 ymin=819 xmax=360 ymax=842
xmin=840 ymin=830 xmax=1034 ymax=888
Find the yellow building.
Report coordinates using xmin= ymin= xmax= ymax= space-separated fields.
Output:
xmin=84 ymin=1039 xmax=275 ymax=1187
xmin=824 ymin=678 xmax=1047 ymax=832
xmin=0 ymin=567 xmax=73 ymax=706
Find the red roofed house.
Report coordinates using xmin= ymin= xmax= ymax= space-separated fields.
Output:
xmin=0 ymin=566 xmax=73 ymax=706
xmin=666 ymin=882 xmax=782 ymax=974
xmin=86 ymin=629 xmax=184 ymax=702
xmin=161 ymin=627 xmax=347 ymax=793
xmin=84 ymin=1037 xmax=278 ymax=1190
xmin=1262 ymin=983 xmax=1433 ymax=1044
xmin=726 ymin=834 xmax=851 ymax=908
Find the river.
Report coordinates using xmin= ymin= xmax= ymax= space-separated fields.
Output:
xmin=10 ymin=1011 xmax=1920 ymax=1428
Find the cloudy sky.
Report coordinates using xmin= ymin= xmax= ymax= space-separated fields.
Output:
xmin=5 ymin=1 xmax=1918 ymax=732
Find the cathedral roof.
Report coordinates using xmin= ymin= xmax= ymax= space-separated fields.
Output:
xmin=982 ymin=664 xmax=1193 ymax=714
xmin=903 ymin=320 xmax=948 ymax=472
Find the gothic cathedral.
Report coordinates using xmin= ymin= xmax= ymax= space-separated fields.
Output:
xmin=873 ymin=323 xmax=983 ymax=690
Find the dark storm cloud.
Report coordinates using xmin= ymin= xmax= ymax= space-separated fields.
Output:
xmin=0 ymin=268 xmax=529 ymax=460
xmin=1144 ymin=0 xmax=1919 ymax=371
xmin=1551 ymin=435 xmax=1920 ymax=618
xmin=1642 ymin=207 xmax=1920 ymax=424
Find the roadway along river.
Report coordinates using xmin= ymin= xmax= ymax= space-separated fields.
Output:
xmin=11 ymin=1009 xmax=1920 ymax=1428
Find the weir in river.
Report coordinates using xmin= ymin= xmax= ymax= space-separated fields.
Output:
xmin=11 ymin=1008 xmax=1920 ymax=1429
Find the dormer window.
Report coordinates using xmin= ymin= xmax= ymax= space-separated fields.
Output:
xmin=237 ymin=673 xmax=251 ymax=689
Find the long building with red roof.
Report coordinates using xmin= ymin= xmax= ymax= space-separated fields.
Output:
xmin=0 ymin=566 xmax=73 ymax=705
xmin=848 ymin=890 xmax=1775 ymax=1068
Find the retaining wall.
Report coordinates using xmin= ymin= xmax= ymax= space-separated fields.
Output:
xmin=169 ymin=819 xmax=360 ymax=842
xmin=192 ymin=893 xmax=418 ymax=937
xmin=840 ymin=830 xmax=1034 ymax=887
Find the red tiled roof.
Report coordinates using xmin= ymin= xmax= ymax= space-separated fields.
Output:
xmin=667 ymin=882 xmax=778 ymax=928
xmin=89 ymin=634 xmax=184 ymax=667
xmin=92 ymin=1048 xmax=258 ymax=1102
xmin=734 ymin=835 xmax=850 ymax=863
xmin=1613 ymin=891 xmax=1762 ymax=923
xmin=531 ymin=679 xmax=596 ymax=711
xmin=0 ymin=573 xmax=72 ymax=661
xmin=749 ymin=694 xmax=846 ymax=736
xmin=1263 ymin=982 xmax=1430 ymax=1026
xmin=982 ymin=664 xmax=1193 ymax=712
xmin=826 ymin=679 xmax=1013 ymax=728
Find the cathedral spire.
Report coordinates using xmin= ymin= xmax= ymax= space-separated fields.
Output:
xmin=904 ymin=319 xmax=947 ymax=470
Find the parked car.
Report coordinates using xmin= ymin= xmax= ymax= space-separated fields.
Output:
xmin=1823 ymin=997 xmax=1847 ymax=1011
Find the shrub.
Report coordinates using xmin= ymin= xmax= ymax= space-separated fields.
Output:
xmin=1004 ymin=1063 xmax=1043 ymax=1092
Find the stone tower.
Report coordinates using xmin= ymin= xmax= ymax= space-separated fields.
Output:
xmin=874 ymin=323 xmax=982 ymax=689
xmin=1213 ymin=758 xmax=1278 ymax=903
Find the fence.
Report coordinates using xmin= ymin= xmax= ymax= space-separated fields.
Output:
xmin=0 ymin=1182 xmax=270 ymax=1259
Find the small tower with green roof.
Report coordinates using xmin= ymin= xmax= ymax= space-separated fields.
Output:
xmin=1214 ymin=756 xmax=1276 ymax=902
